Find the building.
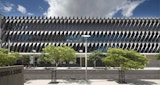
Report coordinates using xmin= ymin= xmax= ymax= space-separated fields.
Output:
xmin=0 ymin=15 xmax=159 ymax=66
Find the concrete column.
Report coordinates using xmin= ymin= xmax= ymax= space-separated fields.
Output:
xmin=30 ymin=55 xmax=34 ymax=65
xmin=80 ymin=57 xmax=82 ymax=67
xmin=79 ymin=50 xmax=83 ymax=67
xmin=0 ymin=14 xmax=3 ymax=48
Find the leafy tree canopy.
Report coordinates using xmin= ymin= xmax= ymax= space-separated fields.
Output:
xmin=17 ymin=55 xmax=30 ymax=64
xmin=102 ymin=48 xmax=149 ymax=70
xmin=37 ymin=54 xmax=50 ymax=64
xmin=89 ymin=50 xmax=104 ymax=62
xmin=0 ymin=48 xmax=19 ymax=66
xmin=42 ymin=45 xmax=76 ymax=66
xmin=61 ymin=46 xmax=76 ymax=62
xmin=89 ymin=50 xmax=105 ymax=67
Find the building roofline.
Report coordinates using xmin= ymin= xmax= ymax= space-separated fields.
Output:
xmin=2 ymin=16 xmax=160 ymax=20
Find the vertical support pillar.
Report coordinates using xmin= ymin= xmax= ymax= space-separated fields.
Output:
xmin=80 ymin=57 xmax=82 ymax=67
xmin=79 ymin=50 xmax=83 ymax=67
xmin=0 ymin=14 xmax=3 ymax=48
xmin=8 ymin=39 xmax=10 ymax=53
xmin=144 ymin=54 xmax=147 ymax=67
xmin=30 ymin=55 xmax=34 ymax=66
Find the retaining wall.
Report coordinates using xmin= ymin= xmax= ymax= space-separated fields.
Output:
xmin=0 ymin=65 xmax=24 ymax=85
xmin=25 ymin=69 xmax=160 ymax=80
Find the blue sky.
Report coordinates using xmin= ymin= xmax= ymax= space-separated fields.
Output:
xmin=0 ymin=0 xmax=159 ymax=17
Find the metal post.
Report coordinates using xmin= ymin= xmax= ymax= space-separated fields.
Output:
xmin=82 ymin=35 xmax=90 ymax=82
xmin=85 ymin=38 xmax=88 ymax=81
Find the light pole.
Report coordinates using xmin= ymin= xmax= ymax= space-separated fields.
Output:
xmin=82 ymin=35 xmax=90 ymax=82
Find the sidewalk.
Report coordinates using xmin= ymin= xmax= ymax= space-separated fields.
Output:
xmin=24 ymin=79 xmax=160 ymax=85
xmin=24 ymin=67 xmax=160 ymax=70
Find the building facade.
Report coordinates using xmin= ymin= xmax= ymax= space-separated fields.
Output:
xmin=0 ymin=16 xmax=160 ymax=66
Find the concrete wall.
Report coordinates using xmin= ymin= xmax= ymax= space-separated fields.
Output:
xmin=24 ymin=69 xmax=160 ymax=80
xmin=0 ymin=65 xmax=24 ymax=85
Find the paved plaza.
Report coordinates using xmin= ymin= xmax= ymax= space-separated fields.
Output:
xmin=24 ymin=79 xmax=160 ymax=85
xmin=24 ymin=67 xmax=160 ymax=85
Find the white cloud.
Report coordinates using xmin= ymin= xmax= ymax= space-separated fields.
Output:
xmin=44 ymin=0 xmax=145 ymax=17
xmin=3 ymin=6 xmax=12 ymax=12
xmin=17 ymin=5 xmax=34 ymax=15
xmin=121 ymin=0 xmax=145 ymax=17
xmin=17 ymin=5 xmax=27 ymax=14
xmin=0 ymin=1 xmax=14 ymax=12
xmin=27 ymin=13 xmax=34 ymax=16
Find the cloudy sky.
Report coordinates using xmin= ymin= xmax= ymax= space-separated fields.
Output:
xmin=0 ymin=0 xmax=159 ymax=17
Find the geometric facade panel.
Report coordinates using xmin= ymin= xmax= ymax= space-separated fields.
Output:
xmin=0 ymin=16 xmax=160 ymax=53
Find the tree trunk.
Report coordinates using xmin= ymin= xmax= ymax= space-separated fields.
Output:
xmin=118 ymin=69 xmax=126 ymax=83
xmin=66 ymin=62 xmax=71 ymax=69
xmin=50 ymin=63 xmax=59 ymax=84
xmin=54 ymin=68 xmax=57 ymax=82
xmin=55 ymin=63 xmax=58 ymax=82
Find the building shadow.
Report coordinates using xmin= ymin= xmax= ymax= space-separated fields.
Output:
xmin=126 ymin=79 xmax=158 ymax=85
xmin=108 ymin=79 xmax=158 ymax=85
xmin=24 ymin=78 xmax=31 ymax=84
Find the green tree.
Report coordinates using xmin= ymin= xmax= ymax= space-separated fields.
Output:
xmin=89 ymin=50 xmax=104 ymax=68
xmin=0 ymin=48 xmax=19 ymax=66
xmin=155 ymin=53 xmax=160 ymax=60
xmin=42 ymin=45 xmax=76 ymax=83
xmin=102 ymin=48 xmax=149 ymax=83
xmin=37 ymin=54 xmax=50 ymax=65
xmin=17 ymin=55 xmax=30 ymax=65
xmin=42 ymin=45 xmax=76 ymax=66
xmin=0 ymin=51 xmax=8 ymax=66
xmin=61 ymin=46 xmax=76 ymax=64
xmin=8 ymin=52 xmax=19 ymax=65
